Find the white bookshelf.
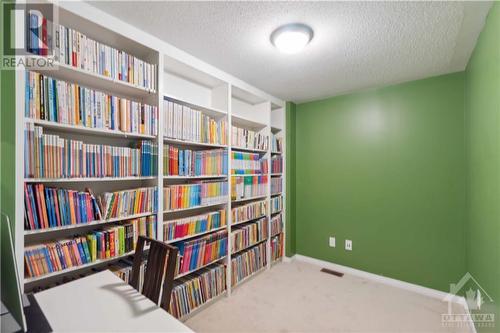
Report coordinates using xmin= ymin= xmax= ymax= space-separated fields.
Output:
xmin=14 ymin=0 xmax=285 ymax=320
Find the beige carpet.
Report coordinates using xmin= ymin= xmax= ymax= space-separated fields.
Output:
xmin=185 ymin=260 xmax=472 ymax=333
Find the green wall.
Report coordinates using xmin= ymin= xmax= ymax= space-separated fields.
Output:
xmin=0 ymin=0 xmax=25 ymax=328
xmin=294 ymin=72 xmax=467 ymax=292
xmin=285 ymin=102 xmax=297 ymax=256
xmin=465 ymin=3 xmax=500 ymax=332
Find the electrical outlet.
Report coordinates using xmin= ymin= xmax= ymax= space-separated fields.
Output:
xmin=329 ymin=237 xmax=336 ymax=248
xmin=345 ymin=239 xmax=352 ymax=251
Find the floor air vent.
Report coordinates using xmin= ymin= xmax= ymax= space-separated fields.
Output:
xmin=320 ymin=268 xmax=344 ymax=277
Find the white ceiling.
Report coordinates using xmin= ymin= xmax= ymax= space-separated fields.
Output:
xmin=88 ymin=1 xmax=492 ymax=103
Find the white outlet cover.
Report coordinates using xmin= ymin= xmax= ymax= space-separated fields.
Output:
xmin=345 ymin=240 xmax=352 ymax=251
xmin=329 ymin=237 xmax=336 ymax=247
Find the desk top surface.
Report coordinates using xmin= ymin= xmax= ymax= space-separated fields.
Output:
xmin=34 ymin=270 xmax=193 ymax=333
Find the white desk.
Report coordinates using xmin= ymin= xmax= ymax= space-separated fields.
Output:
xmin=34 ymin=270 xmax=193 ymax=332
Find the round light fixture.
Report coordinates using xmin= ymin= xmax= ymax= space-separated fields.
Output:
xmin=270 ymin=23 xmax=314 ymax=54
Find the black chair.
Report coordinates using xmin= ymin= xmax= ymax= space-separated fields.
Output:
xmin=130 ymin=236 xmax=178 ymax=311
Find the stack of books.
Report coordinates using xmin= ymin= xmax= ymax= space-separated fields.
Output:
xmin=24 ymin=218 xmax=153 ymax=278
xmin=129 ymin=215 xmax=157 ymax=240
xmin=100 ymin=187 xmax=158 ymax=219
xmin=271 ymin=134 xmax=282 ymax=153
xmin=164 ymin=146 xmax=228 ymax=176
xmin=26 ymin=11 xmax=156 ymax=91
xmin=164 ymin=181 xmax=228 ymax=211
xmin=231 ymin=218 xmax=268 ymax=253
xmin=25 ymin=72 xmax=158 ymax=136
xmin=271 ymin=155 xmax=283 ymax=174
xmin=231 ymin=242 xmax=267 ymax=286
xmin=231 ymin=126 xmax=268 ymax=151
xmin=231 ymin=151 xmax=266 ymax=174
xmin=270 ymin=214 xmax=283 ymax=237
xmin=24 ymin=124 xmax=157 ymax=178
xmin=271 ymin=177 xmax=282 ymax=195
xmin=24 ymin=184 xmax=101 ymax=230
xmin=232 ymin=200 xmax=268 ymax=225
xmin=163 ymin=210 xmax=226 ymax=242
xmin=163 ymin=100 xmax=227 ymax=145
xmin=231 ymin=175 xmax=268 ymax=201
xmin=271 ymin=196 xmax=283 ymax=214
xmin=271 ymin=233 xmax=284 ymax=262
xmin=169 ymin=264 xmax=226 ymax=319
xmin=175 ymin=230 xmax=228 ymax=276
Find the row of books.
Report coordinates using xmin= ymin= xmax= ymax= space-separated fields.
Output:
xmin=24 ymin=218 xmax=155 ymax=278
xmin=271 ymin=134 xmax=283 ymax=153
xmin=231 ymin=242 xmax=267 ymax=286
xmin=25 ymin=72 xmax=158 ymax=136
xmin=100 ymin=187 xmax=157 ymax=220
xmin=271 ymin=214 xmax=283 ymax=237
xmin=231 ymin=126 xmax=268 ymax=151
xmin=231 ymin=175 xmax=268 ymax=201
xmin=169 ymin=264 xmax=226 ymax=319
xmin=271 ymin=155 xmax=283 ymax=174
xmin=175 ymin=230 xmax=227 ymax=276
xmin=164 ymin=182 xmax=228 ymax=211
xmin=231 ymin=151 xmax=266 ymax=175
xmin=163 ymin=210 xmax=226 ymax=242
xmin=271 ymin=233 xmax=284 ymax=262
xmin=110 ymin=260 xmax=142 ymax=290
xmin=24 ymin=124 xmax=157 ymax=178
xmin=232 ymin=200 xmax=268 ymax=225
xmin=27 ymin=11 xmax=156 ymax=90
xmin=271 ymin=177 xmax=282 ymax=195
xmin=164 ymin=146 xmax=228 ymax=176
xmin=164 ymin=100 xmax=227 ymax=145
xmin=24 ymin=184 xmax=101 ymax=230
xmin=231 ymin=218 xmax=268 ymax=253
xmin=271 ymin=195 xmax=283 ymax=214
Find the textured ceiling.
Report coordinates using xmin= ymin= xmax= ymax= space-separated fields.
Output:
xmin=88 ymin=1 xmax=492 ymax=103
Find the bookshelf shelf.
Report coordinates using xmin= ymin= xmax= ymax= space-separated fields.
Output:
xmin=232 ymin=195 xmax=268 ymax=203
xmin=231 ymin=238 xmax=268 ymax=256
xmin=164 ymin=202 xmax=227 ymax=214
xmin=231 ymin=215 xmax=267 ymax=227
xmin=231 ymin=173 xmax=266 ymax=177
xmin=164 ymin=137 xmax=228 ymax=149
xmin=24 ymin=212 xmax=156 ymax=236
xmin=231 ymin=146 xmax=268 ymax=154
xmin=271 ymin=210 xmax=282 ymax=215
xmin=163 ymin=94 xmax=227 ymax=118
xmin=174 ymin=256 xmax=227 ymax=280
xmin=24 ymin=176 xmax=156 ymax=183
xmin=271 ymin=192 xmax=283 ymax=197
xmin=163 ymin=175 xmax=227 ymax=180
xmin=25 ymin=118 xmax=156 ymax=140
xmin=30 ymin=58 xmax=156 ymax=98
xmin=15 ymin=2 xmax=285 ymax=318
xmin=231 ymin=114 xmax=267 ymax=129
xmin=164 ymin=225 xmax=227 ymax=244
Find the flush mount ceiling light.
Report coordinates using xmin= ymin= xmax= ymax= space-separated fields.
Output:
xmin=270 ymin=23 xmax=314 ymax=54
